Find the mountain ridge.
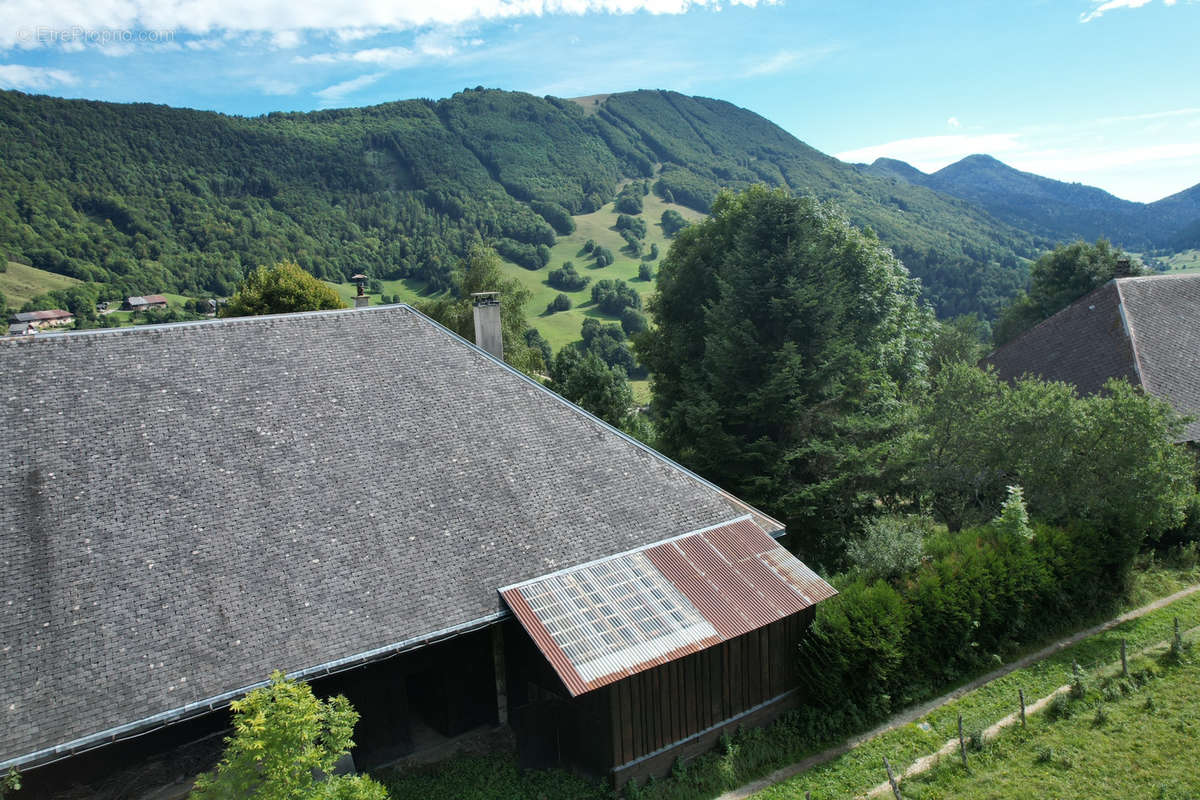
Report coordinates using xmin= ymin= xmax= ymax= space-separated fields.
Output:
xmin=0 ymin=88 xmax=1050 ymax=319
xmin=857 ymin=153 xmax=1200 ymax=250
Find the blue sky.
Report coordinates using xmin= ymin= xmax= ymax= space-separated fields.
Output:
xmin=1 ymin=0 xmax=1197 ymax=202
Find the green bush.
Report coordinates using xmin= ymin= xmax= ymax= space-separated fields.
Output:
xmin=844 ymin=515 xmax=931 ymax=582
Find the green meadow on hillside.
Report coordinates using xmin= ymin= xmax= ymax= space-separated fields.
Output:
xmin=1 ymin=261 xmax=80 ymax=307
xmin=328 ymin=192 xmax=704 ymax=357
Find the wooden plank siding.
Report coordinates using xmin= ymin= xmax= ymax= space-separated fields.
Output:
xmin=604 ymin=612 xmax=809 ymax=768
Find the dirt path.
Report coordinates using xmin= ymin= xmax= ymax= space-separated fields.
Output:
xmin=716 ymin=583 xmax=1200 ymax=800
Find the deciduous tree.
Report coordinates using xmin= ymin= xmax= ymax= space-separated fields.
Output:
xmin=222 ymin=261 xmax=345 ymax=317
xmin=191 ymin=672 xmax=388 ymax=800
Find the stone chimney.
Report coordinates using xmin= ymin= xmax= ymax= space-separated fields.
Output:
xmin=1114 ymin=257 xmax=1133 ymax=278
xmin=352 ymin=273 xmax=370 ymax=308
xmin=471 ymin=292 xmax=504 ymax=360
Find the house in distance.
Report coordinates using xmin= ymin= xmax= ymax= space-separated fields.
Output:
xmin=986 ymin=271 xmax=1200 ymax=442
xmin=124 ymin=294 xmax=169 ymax=311
xmin=0 ymin=302 xmax=835 ymax=798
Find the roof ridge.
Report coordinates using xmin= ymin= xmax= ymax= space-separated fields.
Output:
xmin=402 ymin=305 xmax=786 ymax=534
xmin=1 ymin=303 xmax=414 ymax=344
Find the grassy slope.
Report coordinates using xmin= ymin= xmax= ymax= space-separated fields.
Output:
xmin=496 ymin=192 xmax=703 ymax=352
xmin=755 ymin=572 xmax=1200 ymax=800
xmin=1 ymin=261 xmax=80 ymax=306
xmin=900 ymin=653 xmax=1200 ymax=799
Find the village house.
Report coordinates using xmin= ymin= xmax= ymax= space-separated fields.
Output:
xmin=985 ymin=271 xmax=1200 ymax=442
xmin=7 ymin=309 xmax=75 ymax=330
xmin=124 ymin=294 xmax=169 ymax=311
xmin=0 ymin=303 xmax=835 ymax=799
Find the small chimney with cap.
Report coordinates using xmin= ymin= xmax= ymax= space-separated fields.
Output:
xmin=1114 ymin=257 xmax=1133 ymax=279
xmin=471 ymin=292 xmax=504 ymax=360
xmin=351 ymin=273 xmax=370 ymax=308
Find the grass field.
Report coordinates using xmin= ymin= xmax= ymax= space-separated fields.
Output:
xmin=898 ymin=648 xmax=1200 ymax=799
xmin=497 ymin=193 xmax=703 ymax=352
xmin=754 ymin=577 xmax=1200 ymax=800
xmin=325 ymin=193 xmax=705 ymax=358
xmin=1161 ymin=249 xmax=1200 ymax=272
xmin=1 ymin=261 xmax=80 ymax=306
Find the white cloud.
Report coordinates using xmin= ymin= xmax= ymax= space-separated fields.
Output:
xmin=1080 ymin=0 xmax=1177 ymax=22
xmin=0 ymin=64 xmax=78 ymax=90
xmin=252 ymin=77 xmax=300 ymax=94
xmin=271 ymin=30 xmax=304 ymax=49
xmin=742 ymin=46 xmax=836 ymax=77
xmin=0 ymin=0 xmax=779 ymax=50
xmin=314 ymin=71 xmax=386 ymax=104
xmin=946 ymin=116 xmax=960 ymax=129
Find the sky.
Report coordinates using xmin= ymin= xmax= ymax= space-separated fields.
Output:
xmin=0 ymin=0 xmax=1197 ymax=203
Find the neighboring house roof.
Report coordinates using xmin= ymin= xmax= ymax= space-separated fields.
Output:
xmin=6 ymin=323 xmax=29 ymax=336
xmin=10 ymin=310 xmax=73 ymax=323
xmin=501 ymin=516 xmax=835 ymax=696
xmin=0 ymin=305 xmax=789 ymax=769
xmin=985 ymin=272 xmax=1200 ymax=442
xmin=127 ymin=295 xmax=167 ymax=307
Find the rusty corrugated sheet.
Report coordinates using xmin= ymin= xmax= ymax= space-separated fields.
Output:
xmin=499 ymin=515 xmax=836 ymax=696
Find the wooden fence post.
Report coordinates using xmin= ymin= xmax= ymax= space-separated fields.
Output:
xmin=957 ymin=713 xmax=968 ymax=770
xmin=1019 ymin=688 xmax=1026 ymax=727
xmin=1175 ymin=617 xmax=1182 ymax=651
xmin=1121 ymin=638 xmax=1128 ymax=677
xmin=883 ymin=756 xmax=903 ymax=800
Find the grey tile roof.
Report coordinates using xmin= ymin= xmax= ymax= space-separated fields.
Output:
xmin=1115 ymin=274 xmax=1200 ymax=442
xmin=985 ymin=273 xmax=1200 ymax=441
xmin=0 ymin=305 xmax=781 ymax=767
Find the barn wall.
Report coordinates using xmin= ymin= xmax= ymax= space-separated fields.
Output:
xmin=606 ymin=609 xmax=812 ymax=772
xmin=505 ymin=608 xmax=816 ymax=786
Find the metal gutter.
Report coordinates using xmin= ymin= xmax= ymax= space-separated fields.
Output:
xmin=2 ymin=609 xmax=510 ymax=772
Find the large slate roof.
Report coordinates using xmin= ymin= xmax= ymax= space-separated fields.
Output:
xmin=986 ymin=272 xmax=1200 ymax=441
xmin=0 ymin=305 xmax=780 ymax=768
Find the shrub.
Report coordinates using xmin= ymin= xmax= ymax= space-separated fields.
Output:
xmin=547 ymin=293 xmax=571 ymax=313
xmin=844 ymin=514 xmax=931 ymax=582
xmin=548 ymin=262 xmax=590 ymax=292
xmin=638 ymin=263 xmax=653 ymax=282
xmin=591 ymin=279 xmax=641 ymax=315
xmin=620 ymin=308 xmax=648 ymax=337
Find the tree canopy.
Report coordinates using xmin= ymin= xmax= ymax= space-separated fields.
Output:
xmin=993 ymin=239 xmax=1141 ymax=345
xmin=222 ymin=262 xmax=346 ymax=317
xmin=902 ymin=362 xmax=1194 ymax=556
xmin=638 ymin=186 xmax=934 ymax=563
xmin=418 ymin=243 xmax=545 ymax=375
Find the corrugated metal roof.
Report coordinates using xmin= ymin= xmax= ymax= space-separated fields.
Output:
xmin=500 ymin=516 xmax=836 ymax=696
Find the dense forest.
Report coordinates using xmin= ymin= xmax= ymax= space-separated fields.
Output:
xmin=0 ymin=88 xmax=1051 ymax=318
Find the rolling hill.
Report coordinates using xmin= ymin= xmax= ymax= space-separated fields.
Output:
xmin=0 ymin=88 xmax=1045 ymax=324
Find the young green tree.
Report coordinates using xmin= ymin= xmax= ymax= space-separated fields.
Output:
xmin=418 ymin=243 xmax=544 ymax=375
xmin=637 ymin=186 xmax=934 ymax=565
xmin=222 ymin=262 xmax=346 ymax=317
xmin=191 ymin=672 xmax=388 ymax=800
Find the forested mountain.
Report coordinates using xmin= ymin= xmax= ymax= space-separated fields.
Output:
xmin=1 ymin=88 xmax=1046 ymax=318
xmin=859 ymin=154 xmax=1200 ymax=251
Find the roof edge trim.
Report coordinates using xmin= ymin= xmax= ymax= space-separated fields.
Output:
xmin=1 ymin=608 xmax=510 ymax=772
xmin=497 ymin=513 xmax=754 ymax=593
